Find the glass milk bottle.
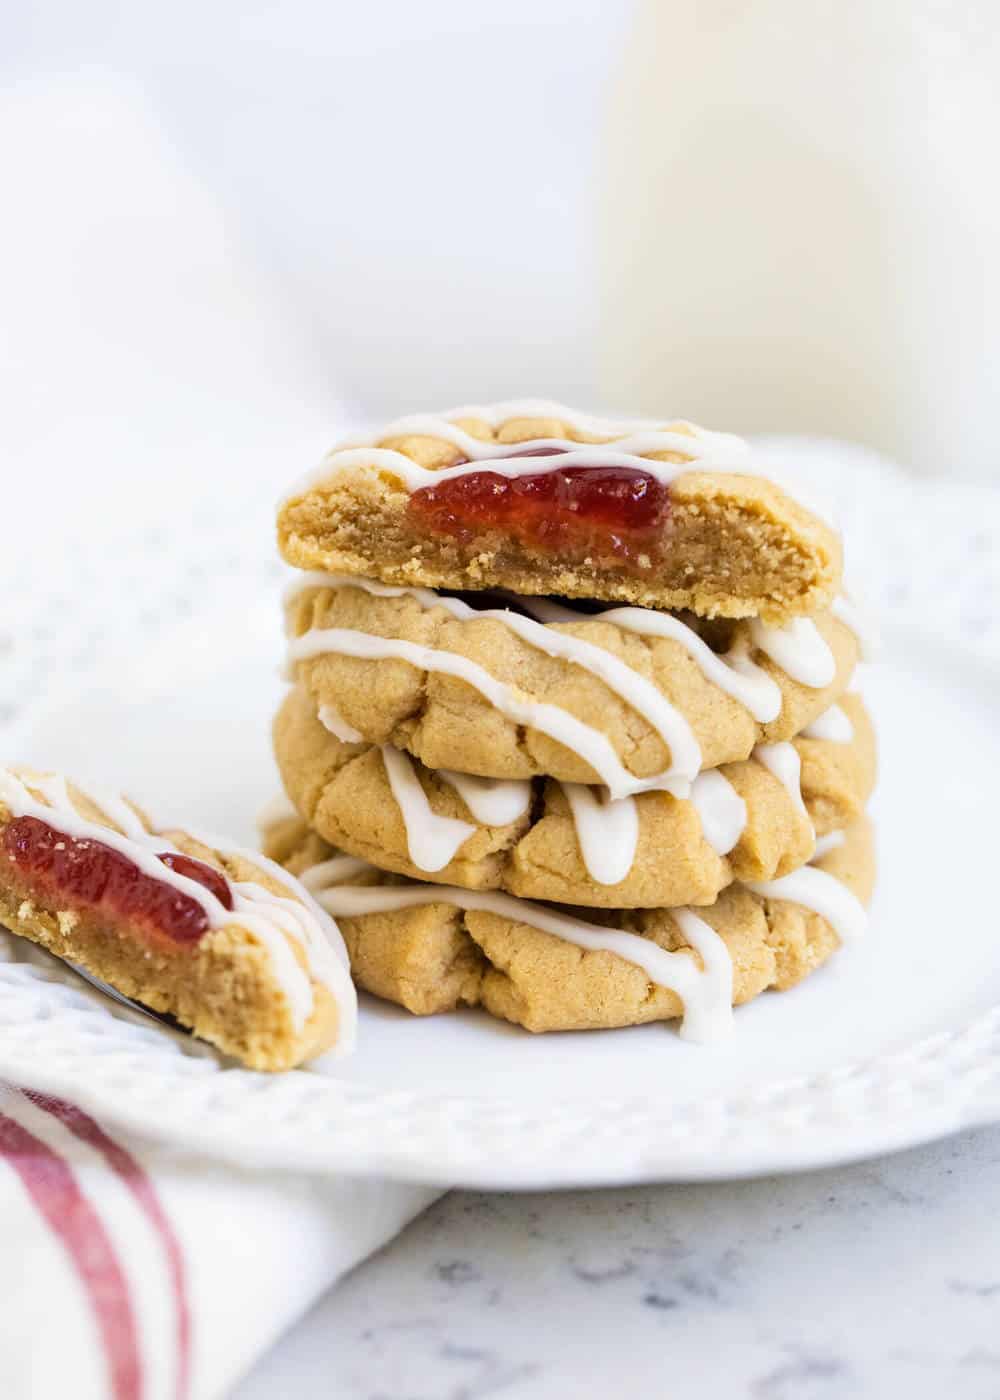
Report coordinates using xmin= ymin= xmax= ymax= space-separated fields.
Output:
xmin=599 ymin=0 xmax=1000 ymax=478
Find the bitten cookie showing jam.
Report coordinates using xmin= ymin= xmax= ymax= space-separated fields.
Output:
xmin=0 ymin=767 xmax=357 ymax=1070
xmin=277 ymin=401 xmax=842 ymax=622
xmin=265 ymin=813 xmax=875 ymax=1040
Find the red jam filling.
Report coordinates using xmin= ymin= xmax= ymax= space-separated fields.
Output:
xmin=407 ymin=446 xmax=670 ymax=565
xmin=2 ymin=815 xmax=233 ymax=948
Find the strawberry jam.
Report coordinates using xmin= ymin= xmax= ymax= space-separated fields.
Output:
xmin=407 ymin=446 xmax=670 ymax=565
xmin=1 ymin=816 xmax=233 ymax=947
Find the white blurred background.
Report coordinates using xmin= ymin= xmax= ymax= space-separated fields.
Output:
xmin=3 ymin=0 xmax=998 ymax=537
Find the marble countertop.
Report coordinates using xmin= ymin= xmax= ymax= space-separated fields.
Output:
xmin=234 ymin=1124 xmax=1000 ymax=1399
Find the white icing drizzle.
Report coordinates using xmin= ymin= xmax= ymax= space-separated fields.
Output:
xmin=318 ymin=703 xmax=364 ymax=744
xmin=801 ymin=704 xmax=854 ymax=743
xmin=0 ymin=769 xmax=357 ymax=1049
xmin=746 ymin=865 xmax=867 ymax=944
xmin=749 ymin=617 xmax=836 ymax=688
xmin=290 ymin=572 xmax=786 ymax=725
xmin=288 ymin=576 xmax=855 ymax=873
xmin=811 ymin=830 xmax=846 ymax=860
xmin=561 ymin=786 xmax=640 ymax=886
xmin=832 ymin=595 xmax=880 ymax=662
xmin=321 ymin=687 xmax=851 ymax=887
xmin=385 ymin=708 xmax=845 ymax=885
xmin=518 ymin=595 xmax=782 ymax=723
xmin=436 ymin=771 xmax=532 ymax=826
xmin=283 ymin=400 xmax=752 ymax=504
xmin=722 ymin=637 xmax=785 ymax=722
xmin=287 ymin=573 xmax=701 ymax=789
xmin=288 ymin=627 xmax=689 ymax=802
xmin=659 ymin=707 xmax=848 ymax=864
xmin=689 ymin=770 xmax=747 ymax=856
xmin=672 ymin=909 xmax=735 ymax=1042
xmin=313 ymin=876 xmax=734 ymax=1044
xmin=344 ymin=399 xmax=749 ymax=449
xmin=381 ymin=747 xmax=475 ymax=873
xmin=300 ymin=854 xmax=372 ymax=890
xmin=754 ymin=742 xmax=810 ymax=821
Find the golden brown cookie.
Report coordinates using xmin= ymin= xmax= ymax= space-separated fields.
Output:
xmin=0 ymin=767 xmax=356 ymax=1070
xmin=265 ymin=814 xmax=875 ymax=1036
xmin=278 ymin=402 xmax=842 ymax=621
xmin=285 ymin=577 xmax=862 ymax=788
xmin=274 ymin=685 xmax=876 ymax=909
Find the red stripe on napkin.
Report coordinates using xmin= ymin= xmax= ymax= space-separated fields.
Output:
xmin=27 ymin=1091 xmax=191 ymax=1400
xmin=0 ymin=1108 xmax=142 ymax=1400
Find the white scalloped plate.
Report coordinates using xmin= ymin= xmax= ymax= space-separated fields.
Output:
xmin=4 ymin=447 xmax=1000 ymax=1187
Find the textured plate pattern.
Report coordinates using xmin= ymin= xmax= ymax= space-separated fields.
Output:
xmin=3 ymin=444 xmax=1000 ymax=1186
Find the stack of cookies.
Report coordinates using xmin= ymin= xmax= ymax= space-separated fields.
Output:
xmin=266 ymin=401 xmax=876 ymax=1043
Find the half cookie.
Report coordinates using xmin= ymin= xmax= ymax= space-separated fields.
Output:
xmin=274 ymin=685 xmax=876 ymax=909
xmin=0 ymin=767 xmax=356 ymax=1070
xmin=265 ymin=814 xmax=875 ymax=1039
xmin=278 ymin=401 xmax=842 ymax=621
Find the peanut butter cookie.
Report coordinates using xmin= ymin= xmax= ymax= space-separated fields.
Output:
xmin=278 ymin=401 xmax=841 ymax=621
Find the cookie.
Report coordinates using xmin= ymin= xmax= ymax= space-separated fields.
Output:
xmin=0 ymin=767 xmax=356 ymax=1070
xmin=265 ymin=814 xmax=875 ymax=1039
xmin=278 ymin=401 xmax=842 ymax=621
xmin=274 ymin=685 xmax=876 ymax=909
xmin=285 ymin=575 xmax=866 ymax=790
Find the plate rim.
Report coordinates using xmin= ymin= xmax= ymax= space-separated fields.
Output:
xmin=5 ymin=464 xmax=1000 ymax=1186
xmin=0 ymin=951 xmax=998 ymax=1188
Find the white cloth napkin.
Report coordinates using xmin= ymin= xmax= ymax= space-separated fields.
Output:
xmin=0 ymin=81 xmax=441 ymax=1399
xmin=0 ymin=1082 xmax=437 ymax=1399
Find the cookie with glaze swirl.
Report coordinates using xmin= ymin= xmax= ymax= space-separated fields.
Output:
xmin=264 ymin=814 xmax=875 ymax=1035
xmin=273 ymin=685 xmax=875 ymax=910
xmin=285 ymin=578 xmax=861 ymax=789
